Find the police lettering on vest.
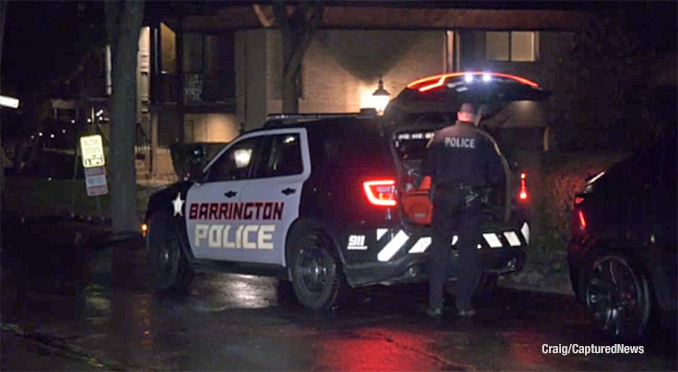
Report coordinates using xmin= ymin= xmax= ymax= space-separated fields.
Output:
xmin=444 ymin=137 xmax=475 ymax=149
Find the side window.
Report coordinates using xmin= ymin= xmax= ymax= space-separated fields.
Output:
xmin=255 ymin=133 xmax=303 ymax=178
xmin=205 ymin=137 xmax=258 ymax=182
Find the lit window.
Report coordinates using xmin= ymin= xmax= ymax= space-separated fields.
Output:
xmin=486 ymin=31 xmax=538 ymax=62
xmin=234 ymin=149 xmax=252 ymax=168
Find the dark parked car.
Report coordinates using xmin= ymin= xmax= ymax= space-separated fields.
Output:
xmin=568 ymin=122 xmax=677 ymax=339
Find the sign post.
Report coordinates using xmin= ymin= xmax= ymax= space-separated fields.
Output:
xmin=80 ymin=134 xmax=106 ymax=169
xmin=79 ymin=135 xmax=108 ymax=218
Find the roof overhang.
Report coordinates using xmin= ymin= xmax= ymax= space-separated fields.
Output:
xmin=177 ymin=5 xmax=593 ymax=32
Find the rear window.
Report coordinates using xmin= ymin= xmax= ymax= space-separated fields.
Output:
xmin=320 ymin=120 xmax=393 ymax=170
xmin=392 ymin=114 xmax=453 ymax=162
xmin=394 ymin=129 xmax=436 ymax=161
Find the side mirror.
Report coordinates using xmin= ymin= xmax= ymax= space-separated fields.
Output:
xmin=187 ymin=164 xmax=205 ymax=183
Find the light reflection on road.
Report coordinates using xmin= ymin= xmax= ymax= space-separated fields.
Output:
xmin=187 ymin=274 xmax=282 ymax=312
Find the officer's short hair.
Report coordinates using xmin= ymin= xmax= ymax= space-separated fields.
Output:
xmin=459 ymin=102 xmax=479 ymax=115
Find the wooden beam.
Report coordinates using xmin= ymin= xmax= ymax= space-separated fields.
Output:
xmin=179 ymin=6 xmax=593 ymax=32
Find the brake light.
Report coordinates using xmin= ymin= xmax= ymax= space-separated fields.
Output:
xmin=518 ymin=173 xmax=528 ymax=200
xmin=363 ymin=180 xmax=397 ymax=206
xmin=578 ymin=211 xmax=587 ymax=230
xmin=407 ymin=71 xmax=540 ymax=91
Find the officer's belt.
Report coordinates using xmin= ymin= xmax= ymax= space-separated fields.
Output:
xmin=435 ymin=183 xmax=484 ymax=191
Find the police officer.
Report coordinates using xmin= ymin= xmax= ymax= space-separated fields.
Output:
xmin=422 ymin=102 xmax=504 ymax=317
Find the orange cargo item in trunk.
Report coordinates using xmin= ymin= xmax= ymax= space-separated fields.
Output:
xmin=403 ymin=175 xmax=433 ymax=225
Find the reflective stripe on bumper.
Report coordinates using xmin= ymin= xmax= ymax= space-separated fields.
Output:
xmin=369 ymin=223 xmax=529 ymax=262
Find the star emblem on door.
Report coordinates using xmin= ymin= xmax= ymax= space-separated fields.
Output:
xmin=172 ymin=193 xmax=185 ymax=217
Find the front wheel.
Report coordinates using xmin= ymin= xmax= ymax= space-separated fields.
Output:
xmin=289 ymin=229 xmax=346 ymax=311
xmin=585 ymin=253 xmax=651 ymax=340
xmin=146 ymin=213 xmax=194 ymax=294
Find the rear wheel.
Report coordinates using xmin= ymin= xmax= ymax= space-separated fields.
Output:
xmin=146 ymin=213 xmax=194 ymax=294
xmin=289 ymin=229 xmax=346 ymax=311
xmin=585 ymin=253 xmax=651 ymax=339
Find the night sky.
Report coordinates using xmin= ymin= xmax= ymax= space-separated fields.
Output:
xmin=2 ymin=1 xmax=105 ymax=99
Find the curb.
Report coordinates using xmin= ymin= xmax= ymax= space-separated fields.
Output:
xmin=1 ymin=322 xmax=137 ymax=371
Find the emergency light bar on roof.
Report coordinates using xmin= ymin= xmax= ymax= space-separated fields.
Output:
xmin=265 ymin=109 xmax=378 ymax=127
xmin=406 ymin=72 xmax=539 ymax=92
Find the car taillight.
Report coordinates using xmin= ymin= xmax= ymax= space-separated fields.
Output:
xmin=578 ymin=210 xmax=587 ymax=230
xmin=363 ymin=179 xmax=397 ymax=206
xmin=574 ymin=192 xmax=585 ymax=206
xmin=518 ymin=173 xmax=528 ymax=201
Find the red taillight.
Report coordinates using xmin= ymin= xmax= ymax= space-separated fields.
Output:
xmin=578 ymin=211 xmax=587 ymax=230
xmin=518 ymin=172 xmax=528 ymax=201
xmin=363 ymin=180 xmax=397 ymax=206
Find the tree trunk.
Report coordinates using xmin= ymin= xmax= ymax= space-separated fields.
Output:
xmin=281 ymin=69 xmax=298 ymax=113
xmin=106 ymin=0 xmax=144 ymax=237
xmin=273 ymin=1 xmax=323 ymax=113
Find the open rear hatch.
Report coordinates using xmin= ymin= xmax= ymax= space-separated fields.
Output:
xmin=388 ymin=119 xmax=518 ymax=229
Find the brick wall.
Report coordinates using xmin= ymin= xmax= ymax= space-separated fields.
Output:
xmin=297 ymin=30 xmax=445 ymax=114
xmin=234 ymin=28 xmax=581 ymax=140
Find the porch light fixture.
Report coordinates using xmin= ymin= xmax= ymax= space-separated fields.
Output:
xmin=372 ymin=76 xmax=390 ymax=115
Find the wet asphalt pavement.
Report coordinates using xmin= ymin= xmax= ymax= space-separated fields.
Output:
xmin=1 ymin=218 xmax=676 ymax=371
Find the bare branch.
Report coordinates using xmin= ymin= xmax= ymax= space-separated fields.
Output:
xmin=284 ymin=2 xmax=323 ymax=80
xmin=272 ymin=1 xmax=290 ymax=37
xmin=252 ymin=4 xmax=274 ymax=28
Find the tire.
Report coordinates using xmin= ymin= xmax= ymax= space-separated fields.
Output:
xmin=584 ymin=253 xmax=651 ymax=340
xmin=289 ymin=228 xmax=346 ymax=311
xmin=146 ymin=213 xmax=194 ymax=294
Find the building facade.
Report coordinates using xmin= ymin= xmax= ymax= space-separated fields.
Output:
xmin=143 ymin=5 xmax=591 ymax=178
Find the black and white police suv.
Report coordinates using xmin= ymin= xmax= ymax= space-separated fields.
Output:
xmin=145 ymin=72 xmax=545 ymax=311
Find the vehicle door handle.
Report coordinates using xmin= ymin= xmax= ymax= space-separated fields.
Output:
xmin=224 ymin=191 xmax=237 ymax=198
xmin=281 ymin=188 xmax=296 ymax=195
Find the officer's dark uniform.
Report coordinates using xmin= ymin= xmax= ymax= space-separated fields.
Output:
xmin=422 ymin=117 xmax=504 ymax=315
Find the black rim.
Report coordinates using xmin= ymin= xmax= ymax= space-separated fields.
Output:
xmin=151 ymin=225 xmax=176 ymax=281
xmin=297 ymin=237 xmax=329 ymax=295
xmin=586 ymin=256 xmax=645 ymax=337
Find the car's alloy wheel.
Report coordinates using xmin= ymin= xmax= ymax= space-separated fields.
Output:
xmin=290 ymin=230 xmax=344 ymax=311
xmin=147 ymin=214 xmax=194 ymax=293
xmin=585 ymin=254 xmax=650 ymax=339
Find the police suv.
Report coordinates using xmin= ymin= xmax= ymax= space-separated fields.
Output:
xmin=145 ymin=72 xmax=547 ymax=311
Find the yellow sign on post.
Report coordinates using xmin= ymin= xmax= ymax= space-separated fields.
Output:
xmin=80 ymin=135 xmax=105 ymax=168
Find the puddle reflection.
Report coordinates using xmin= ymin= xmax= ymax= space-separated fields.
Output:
xmin=188 ymin=274 xmax=282 ymax=311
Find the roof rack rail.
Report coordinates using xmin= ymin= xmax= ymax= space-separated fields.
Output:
xmin=264 ymin=109 xmax=378 ymax=127
xmin=267 ymin=113 xmax=357 ymax=121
